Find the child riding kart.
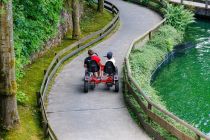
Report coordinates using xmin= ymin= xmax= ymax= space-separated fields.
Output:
xmin=84 ymin=50 xmax=119 ymax=93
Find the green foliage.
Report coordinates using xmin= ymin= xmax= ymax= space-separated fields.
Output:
xmin=85 ymin=0 xmax=95 ymax=5
xmin=126 ymin=0 xmax=197 ymax=138
xmin=13 ymin=0 xmax=64 ymax=80
xmin=1 ymin=5 xmax=113 ymax=139
xmin=129 ymin=25 xmax=197 ymax=138
xmin=16 ymin=91 xmax=28 ymax=105
xmin=164 ymin=4 xmax=195 ymax=31
xmin=81 ymin=4 xmax=113 ymax=34
xmin=126 ymin=0 xmax=194 ymax=29
xmin=149 ymin=25 xmax=183 ymax=52
xmin=130 ymin=25 xmax=183 ymax=103
xmin=140 ymin=0 xmax=150 ymax=5
xmin=0 ymin=0 xmax=8 ymax=3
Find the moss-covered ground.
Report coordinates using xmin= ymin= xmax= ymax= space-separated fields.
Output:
xmin=0 ymin=6 xmax=113 ymax=140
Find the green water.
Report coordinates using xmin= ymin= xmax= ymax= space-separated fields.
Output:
xmin=152 ymin=20 xmax=210 ymax=135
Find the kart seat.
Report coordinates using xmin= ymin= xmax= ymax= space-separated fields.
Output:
xmin=104 ymin=61 xmax=116 ymax=75
xmin=87 ymin=60 xmax=100 ymax=73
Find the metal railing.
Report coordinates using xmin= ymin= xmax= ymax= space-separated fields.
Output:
xmin=124 ymin=17 xmax=210 ymax=140
xmin=36 ymin=1 xmax=119 ymax=139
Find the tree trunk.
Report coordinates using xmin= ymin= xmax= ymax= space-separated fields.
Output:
xmin=0 ymin=95 xmax=19 ymax=129
xmin=0 ymin=0 xmax=19 ymax=129
xmin=72 ymin=0 xmax=81 ymax=40
xmin=97 ymin=0 xmax=104 ymax=13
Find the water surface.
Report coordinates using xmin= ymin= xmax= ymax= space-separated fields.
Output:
xmin=152 ymin=20 xmax=210 ymax=134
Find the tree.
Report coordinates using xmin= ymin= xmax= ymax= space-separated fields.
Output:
xmin=72 ymin=0 xmax=81 ymax=39
xmin=97 ymin=0 xmax=104 ymax=13
xmin=0 ymin=0 xmax=19 ymax=129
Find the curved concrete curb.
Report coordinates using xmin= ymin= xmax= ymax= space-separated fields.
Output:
xmin=47 ymin=0 xmax=162 ymax=139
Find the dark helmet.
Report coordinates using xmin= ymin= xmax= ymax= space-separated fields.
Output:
xmin=106 ymin=51 xmax=113 ymax=59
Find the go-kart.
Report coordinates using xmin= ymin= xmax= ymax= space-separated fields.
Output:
xmin=84 ymin=60 xmax=119 ymax=93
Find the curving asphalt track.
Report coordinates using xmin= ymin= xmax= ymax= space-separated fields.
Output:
xmin=47 ymin=0 xmax=162 ymax=139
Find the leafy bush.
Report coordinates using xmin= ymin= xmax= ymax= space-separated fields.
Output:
xmin=149 ymin=25 xmax=183 ymax=51
xmin=130 ymin=25 xmax=183 ymax=102
xmin=129 ymin=25 xmax=196 ymax=139
xmin=17 ymin=91 xmax=28 ymax=105
xmin=13 ymin=0 xmax=64 ymax=80
xmin=164 ymin=4 xmax=195 ymax=31
xmin=140 ymin=0 xmax=150 ymax=5
xmin=85 ymin=0 xmax=95 ymax=5
xmin=127 ymin=0 xmax=196 ymax=138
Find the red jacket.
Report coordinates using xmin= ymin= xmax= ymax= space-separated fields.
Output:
xmin=91 ymin=55 xmax=101 ymax=64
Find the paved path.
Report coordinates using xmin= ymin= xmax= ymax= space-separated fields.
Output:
xmin=47 ymin=0 xmax=162 ymax=139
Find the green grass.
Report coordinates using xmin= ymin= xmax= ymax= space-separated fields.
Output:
xmin=81 ymin=5 xmax=112 ymax=34
xmin=0 ymin=5 xmax=113 ymax=140
xmin=127 ymin=25 xmax=197 ymax=139
xmin=130 ymin=25 xmax=183 ymax=103
xmin=124 ymin=92 xmax=177 ymax=139
xmin=128 ymin=25 xmax=202 ymax=139
xmin=124 ymin=0 xmax=196 ymax=139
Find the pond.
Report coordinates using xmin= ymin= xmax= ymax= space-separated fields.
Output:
xmin=152 ymin=19 xmax=210 ymax=135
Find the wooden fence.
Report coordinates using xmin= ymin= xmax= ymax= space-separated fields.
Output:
xmin=124 ymin=17 xmax=210 ymax=140
xmin=170 ymin=0 xmax=210 ymax=10
xmin=36 ymin=1 xmax=119 ymax=139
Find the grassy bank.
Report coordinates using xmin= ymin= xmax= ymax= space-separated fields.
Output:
xmin=124 ymin=0 xmax=196 ymax=138
xmin=127 ymin=25 xmax=183 ymax=139
xmin=130 ymin=25 xmax=183 ymax=108
xmin=128 ymin=25 xmax=198 ymax=138
xmin=0 ymin=6 xmax=113 ymax=140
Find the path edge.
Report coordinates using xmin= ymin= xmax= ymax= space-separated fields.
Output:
xmin=36 ymin=2 xmax=120 ymax=139
xmin=123 ymin=1 xmax=210 ymax=140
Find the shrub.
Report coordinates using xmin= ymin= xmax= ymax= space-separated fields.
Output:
xmin=164 ymin=4 xmax=195 ymax=31
xmin=149 ymin=25 xmax=183 ymax=52
xmin=129 ymin=25 xmax=197 ymax=138
xmin=140 ymin=0 xmax=150 ymax=5
xmin=85 ymin=0 xmax=95 ymax=5
xmin=130 ymin=25 xmax=183 ymax=102
xmin=17 ymin=91 xmax=29 ymax=105
xmin=13 ymin=0 xmax=64 ymax=80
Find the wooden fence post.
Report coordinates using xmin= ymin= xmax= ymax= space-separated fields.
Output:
xmin=44 ymin=70 xmax=47 ymax=75
xmin=36 ymin=92 xmax=41 ymax=107
xmin=195 ymin=134 xmax=201 ymax=140
xmin=112 ymin=5 xmax=115 ymax=14
xmin=56 ymin=57 xmax=59 ymax=63
xmin=148 ymin=103 xmax=152 ymax=122
xmin=205 ymin=0 xmax=208 ymax=9
xmin=126 ymin=81 xmax=130 ymax=95
xmin=149 ymin=32 xmax=152 ymax=40
xmin=181 ymin=0 xmax=183 ymax=4
xmin=44 ymin=122 xmax=49 ymax=138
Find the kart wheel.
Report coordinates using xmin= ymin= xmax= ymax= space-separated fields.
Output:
xmin=84 ymin=81 xmax=89 ymax=93
xmin=106 ymin=85 xmax=110 ymax=90
xmin=90 ymin=84 xmax=95 ymax=90
xmin=114 ymin=80 xmax=119 ymax=92
xmin=115 ymin=67 xmax=118 ymax=75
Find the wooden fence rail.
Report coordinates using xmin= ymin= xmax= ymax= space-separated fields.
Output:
xmin=124 ymin=17 xmax=210 ymax=140
xmin=170 ymin=0 xmax=210 ymax=10
xmin=36 ymin=1 xmax=119 ymax=139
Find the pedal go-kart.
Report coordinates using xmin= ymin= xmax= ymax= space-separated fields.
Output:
xmin=84 ymin=60 xmax=119 ymax=93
